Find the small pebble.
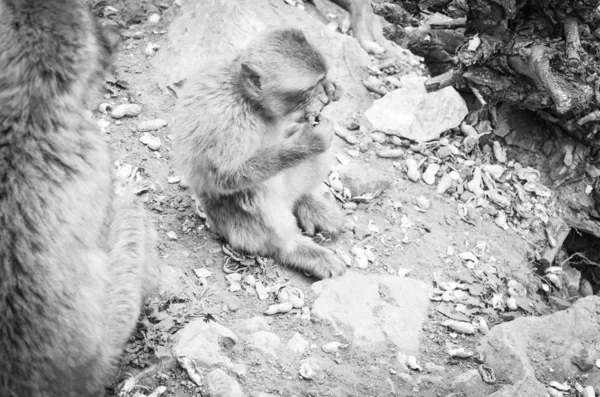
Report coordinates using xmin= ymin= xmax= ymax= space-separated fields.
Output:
xmin=422 ymin=163 xmax=440 ymax=185
xmin=98 ymin=103 xmax=112 ymax=114
xmin=166 ymin=231 xmax=178 ymax=240
xmin=139 ymin=133 xmax=161 ymax=151
xmin=406 ymin=356 xmax=422 ymax=371
xmin=97 ymin=119 xmax=111 ymax=129
xmin=321 ymin=342 xmax=348 ymax=353
xmin=137 ymin=119 xmax=168 ymax=131
xmin=448 ymin=347 xmax=474 ymax=358
xmin=148 ymin=13 xmax=161 ymax=24
xmin=111 ymin=103 xmax=142 ymax=119
xmin=415 ymin=196 xmax=431 ymax=210
xmin=547 ymin=388 xmax=563 ymax=397
xmin=405 ymin=157 xmax=420 ymax=182
xmin=506 ymin=297 xmax=518 ymax=311
xmin=549 ymin=381 xmax=570 ymax=392
xmin=376 ymin=148 xmax=405 ymax=159
xmin=299 ymin=362 xmax=316 ymax=380
xmin=583 ymin=386 xmax=595 ymax=397
xmin=167 ymin=176 xmax=181 ymax=184
xmin=371 ymin=131 xmax=386 ymax=143
xmin=443 ymin=320 xmax=477 ymax=334
xmin=264 ymin=302 xmax=293 ymax=315
xmin=343 ymin=202 xmax=358 ymax=210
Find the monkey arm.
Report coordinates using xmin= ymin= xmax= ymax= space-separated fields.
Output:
xmin=213 ymin=126 xmax=323 ymax=192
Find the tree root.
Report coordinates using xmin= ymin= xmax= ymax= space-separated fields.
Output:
xmin=508 ymin=46 xmax=577 ymax=114
xmin=563 ymin=16 xmax=582 ymax=68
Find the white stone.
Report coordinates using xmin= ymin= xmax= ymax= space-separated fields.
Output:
xmin=364 ymin=74 xmax=468 ymax=143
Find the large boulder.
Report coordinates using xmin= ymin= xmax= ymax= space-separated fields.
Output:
xmin=479 ymin=296 xmax=600 ymax=396
xmin=153 ymin=0 xmax=371 ymax=122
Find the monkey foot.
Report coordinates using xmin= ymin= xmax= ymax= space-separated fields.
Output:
xmin=280 ymin=238 xmax=347 ymax=279
xmin=304 ymin=250 xmax=347 ymax=279
xmin=295 ymin=195 xmax=343 ymax=238
xmin=349 ymin=3 xmax=405 ymax=59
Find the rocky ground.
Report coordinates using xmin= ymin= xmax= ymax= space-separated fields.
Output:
xmin=92 ymin=1 xmax=600 ymax=396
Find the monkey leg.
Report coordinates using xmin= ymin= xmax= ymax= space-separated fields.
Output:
xmin=207 ymin=192 xmax=346 ymax=279
xmin=294 ymin=192 xmax=343 ymax=238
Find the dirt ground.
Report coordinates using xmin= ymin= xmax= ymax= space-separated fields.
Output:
xmin=90 ymin=2 xmax=559 ymax=397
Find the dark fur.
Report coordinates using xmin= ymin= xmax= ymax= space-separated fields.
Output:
xmin=0 ymin=1 xmax=159 ymax=396
xmin=174 ymin=28 xmax=346 ymax=279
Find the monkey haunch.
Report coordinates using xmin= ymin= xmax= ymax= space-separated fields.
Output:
xmin=0 ymin=1 xmax=159 ymax=396
xmin=174 ymin=28 xmax=346 ymax=279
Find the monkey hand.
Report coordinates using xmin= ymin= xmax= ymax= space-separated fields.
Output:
xmin=310 ymin=115 xmax=334 ymax=151
xmin=295 ymin=115 xmax=333 ymax=153
xmin=322 ymin=78 xmax=342 ymax=103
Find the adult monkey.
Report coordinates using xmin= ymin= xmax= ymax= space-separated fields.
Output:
xmin=305 ymin=0 xmax=400 ymax=56
xmin=173 ymin=28 xmax=347 ymax=279
xmin=0 ymin=1 xmax=159 ymax=396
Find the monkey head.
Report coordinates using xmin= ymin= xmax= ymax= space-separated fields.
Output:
xmin=237 ymin=28 xmax=340 ymax=120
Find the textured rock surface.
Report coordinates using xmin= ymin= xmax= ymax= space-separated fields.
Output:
xmin=172 ymin=320 xmax=238 ymax=370
xmin=311 ymin=270 xmax=430 ymax=355
xmin=480 ymin=296 xmax=600 ymax=397
xmin=152 ymin=0 xmax=371 ymax=123
xmin=365 ymin=74 xmax=468 ymax=142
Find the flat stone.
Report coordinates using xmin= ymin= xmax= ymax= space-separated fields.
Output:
xmin=207 ymin=368 xmax=245 ymax=397
xmin=311 ymin=270 xmax=430 ymax=355
xmin=479 ymin=296 xmax=600 ymax=397
xmin=287 ymin=332 xmax=310 ymax=355
xmin=246 ymin=331 xmax=281 ymax=357
xmin=234 ymin=316 xmax=271 ymax=334
xmin=172 ymin=320 xmax=238 ymax=370
xmin=339 ymin=162 xmax=390 ymax=200
xmin=364 ymin=74 xmax=468 ymax=143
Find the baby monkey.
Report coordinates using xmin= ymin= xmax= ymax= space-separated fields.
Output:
xmin=174 ymin=28 xmax=346 ymax=279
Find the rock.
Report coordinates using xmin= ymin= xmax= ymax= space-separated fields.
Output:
xmin=547 ymin=387 xmax=564 ymax=397
xmin=223 ymin=295 xmax=241 ymax=312
xmin=479 ymin=297 xmax=600 ymax=397
xmin=299 ymin=358 xmax=321 ymax=380
xmin=287 ymin=332 xmax=309 ymax=354
xmin=443 ymin=320 xmax=477 ymax=334
xmin=110 ymin=103 xmax=142 ymax=119
xmin=234 ymin=317 xmax=271 ymax=333
xmin=246 ymin=331 xmax=281 ymax=357
xmin=321 ymin=342 xmax=348 ymax=354
xmin=207 ymin=368 xmax=245 ymax=397
xmin=137 ymin=119 xmax=168 ymax=131
xmin=148 ymin=13 xmax=161 ymax=24
xmin=172 ymin=320 xmax=239 ymax=370
xmin=139 ymin=133 xmax=161 ymax=151
xmin=339 ymin=162 xmax=390 ymax=199
xmin=451 ymin=369 xmax=492 ymax=396
xmin=152 ymin=0 xmax=371 ymax=123
xmin=311 ymin=270 xmax=430 ymax=355
xmin=364 ymin=74 xmax=468 ymax=143
xmin=424 ymin=362 xmax=446 ymax=374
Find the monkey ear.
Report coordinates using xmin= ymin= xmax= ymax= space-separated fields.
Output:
xmin=241 ymin=63 xmax=263 ymax=93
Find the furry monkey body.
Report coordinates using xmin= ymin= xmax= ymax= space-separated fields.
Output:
xmin=174 ymin=29 xmax=346 ymax=279
xmin=0 ymin=1 xmax=159 ymax=396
